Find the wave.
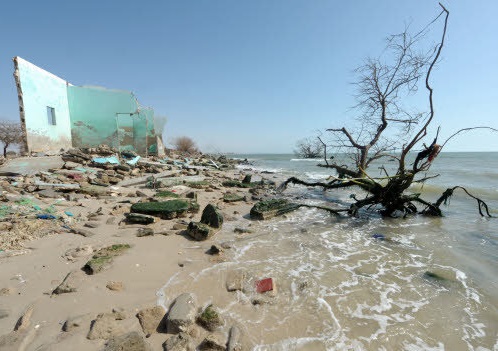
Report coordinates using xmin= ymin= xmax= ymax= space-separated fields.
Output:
xmin=290 ymin=158 xmax=323 ymax=162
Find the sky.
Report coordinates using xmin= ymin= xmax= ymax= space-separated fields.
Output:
xmin=0 ymin=0 xmax=497 ymax=154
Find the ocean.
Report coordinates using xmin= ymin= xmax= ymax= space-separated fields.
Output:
xmin=159 ymin=152 xmax=498 ymax=350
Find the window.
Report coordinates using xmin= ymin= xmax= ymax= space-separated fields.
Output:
xmin=47 ymin=106 xmax=56 ymax=125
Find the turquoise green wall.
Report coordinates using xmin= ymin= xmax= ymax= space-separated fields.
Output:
xmin=67 ymin=86 xmax=156 ymax=153
xmin=16 ymin=57 xmax=72 ymax=152
xmin=15 ymin=57 xmax=156 ymax=155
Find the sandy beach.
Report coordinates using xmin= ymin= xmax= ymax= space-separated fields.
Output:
xmin=0 ymin=150 xmax=265 ymax=350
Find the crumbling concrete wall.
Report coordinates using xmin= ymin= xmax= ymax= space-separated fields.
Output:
xmin=13 ymin=57 xmax=157 ymax=155
xmin=13 ymin=57 xmax=73 ymax=153
xmin=67 ymin=86 xmax=156 ymax=154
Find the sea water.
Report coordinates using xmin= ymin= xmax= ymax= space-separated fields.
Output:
xmin=158 ymin=152 xmax=498 ymax=350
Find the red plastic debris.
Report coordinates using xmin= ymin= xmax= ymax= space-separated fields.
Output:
xmin=255 ymin=278 xmax=273 ymax=293
xmin=67 ymin=173 xmax=83 ymax=180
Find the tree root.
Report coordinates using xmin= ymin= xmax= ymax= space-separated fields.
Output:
xmin=423 ymin=186 xmax=492 ymax=217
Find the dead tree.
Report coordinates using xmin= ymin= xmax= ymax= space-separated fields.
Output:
xmin=294 ymin=137 xmax=324 ymax=159
xmin=280 ymin=4 xmax=492 ymax=217
xmin=0 ymin=120 xmax=23 ymax=157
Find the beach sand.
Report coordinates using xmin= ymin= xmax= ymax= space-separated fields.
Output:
xmin=0 ymin=156 xmax=263 ymax=350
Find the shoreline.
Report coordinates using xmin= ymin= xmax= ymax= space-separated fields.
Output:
xmin=0 ymin=150 xmax=270 ymax=350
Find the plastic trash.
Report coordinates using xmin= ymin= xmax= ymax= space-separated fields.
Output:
xmin=37 ymin=214 xmax=57 ymax=220
xmin=64 ymin=211 xmax=74 ymax=217
xmin=126 ymin=156 xmax=141 ymax=166
xmin=92 ymin=156 xmax=120 ymax=165
xmin=372 ymin=233 xmax=386 ymax=240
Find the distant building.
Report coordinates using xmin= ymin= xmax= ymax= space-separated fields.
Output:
xmin=12 ymin=57 xmax=158 ymax=155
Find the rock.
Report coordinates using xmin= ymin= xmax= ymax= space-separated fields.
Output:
xmin=250 ymin=199 xmax=300 ymax=220
xmin=227 ymin=326 xmax=243 ymax=351
xmin=136 ymin=228 xmax=154 ymax=237
xmin=223 ymin=193 xmax=245 ymax=203
xmin=83 ymin=244 xmax=131 ymax=274
xmin=167 ymin=293 xmax=197 ymax=333
xmin=242 ymin=174 xmax=252 ymax=184
xmin=106 ymin=281 xmax=124 ymax=291
xmin=106 ymin=217 xmax=116 ymax=224
xmin=14 ymin=305 xmax=34 ymax=331
xmin=104 ymin=331 xmax=153 ymax=351
xmin=52 ymin=270 xmax=85 ymax=295
xmin=125 ymin=213 xmax=156 ymax=224
xmin=206 ymin=245 xmax=222 ymax=255
xmin=131 ymin=200 xmax=198 ymax=220
xmin=199 ymin=334 xmax=225 ymax=351
xmin=0 ymin=287 xmax=15 ymax=296
xmin=172 ymin=223 xmax=188 ymax=230
xmin=196 ymin=305 xmax=224 ymax=332
xmin=64 ymin=161 xmax=81 ymax=169
xmin=234 ymin=227 xmax=253 ymax=234
xmin=84 ymin=221 xmax=101 ymax=228
xmin=87 ymin=312 xmax=127 ymax=340
xmin=226 ymin=270 xmax=246 ymax=292
xmin=136 ymin=305 xmax=166 ymax=335
xmin=63 ymin=245 xmax=93 ymax=261
xmin=136 ymin=190 xmax=148 ymax=197
xmin=200 ymin=204 xmax=223 ymax=228
xmin=155 ymin=190 xmax=180 ymax=199
xmin=37 ymin=189 xmax=61 ymax=198
xmin=162 ymin=332 xmax=195 ymax=351
xmin=70 ymin=227 xmax=95 ymax=237
xmin=62 ymin=315 xmax=86 ymax=332
xmin=65 ymin=193 xmax=85 ymax=201
xmin=186 ymin=222 xmax=215 ymax=241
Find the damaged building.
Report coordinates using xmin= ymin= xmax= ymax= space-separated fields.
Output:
xmin=12 ymin=57 xmax=160 ymax=155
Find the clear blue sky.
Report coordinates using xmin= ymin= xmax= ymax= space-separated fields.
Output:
xmin=0 ymin=0 xmax=497 ymax=153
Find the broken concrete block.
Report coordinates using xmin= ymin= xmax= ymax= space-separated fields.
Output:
xmin=130 ymin=200 xmax=198 ymax=220
xmin=166 ymin=293 xmax=197 ymax=333
xmin=186 ymin=222 xmax=215 ymax=241
xmin=136 ymin=305 xmax=166 ymax=335
xmin=250 ymin=199 xmax=300 ymax=220
xmin=83 ymin=244 xmax=131 ymax=274
xmin=124 ymin=213 xmax=155 ymax=224
xmin=103 ymin=331 xmax=153 ymax=351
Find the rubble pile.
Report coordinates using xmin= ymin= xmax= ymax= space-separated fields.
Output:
xmin=0 ymin=145 xmax=264 ymax=251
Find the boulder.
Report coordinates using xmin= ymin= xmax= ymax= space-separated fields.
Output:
xmin=104 ymin=331 xmax=152 ymax=351
xmin=196 ymin=305 xmax=224 ymax=332
xmin=130 ymin=200 xmax=198 ymax=220
xmin=186 ymin=222 xmax=214 ymax=241
xmin=250 ymin=199 xmax=300 ymax=220
xmin=136 ymin=306 xmax=166 ymax=335
xmin=167 ymin=293 xmax=197 ymax=333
